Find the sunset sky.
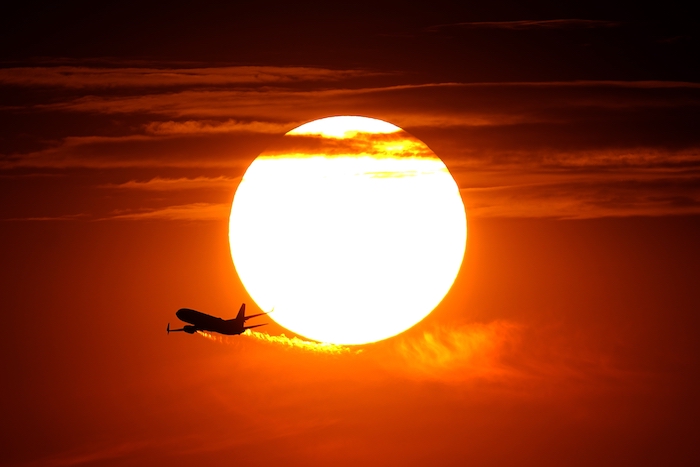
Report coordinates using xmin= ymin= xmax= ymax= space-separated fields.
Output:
xmin=1 ymin=2 xmax=699 ymax=466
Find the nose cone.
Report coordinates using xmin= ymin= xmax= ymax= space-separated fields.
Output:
xmin=176 ymin=308 xmax=193 ymax=320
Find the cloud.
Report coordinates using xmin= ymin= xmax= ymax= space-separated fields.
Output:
xmin=10 ymin=79 xmax=696 ymax=170
xmin=144 ymin=119 xmax=295 ymax=135
xmin=428 ymin=19 xmax=623 ymax=32
xmin=1 ymin=135 xmax=156 ymax=169
xmin=445 ymin=147 xmax=700 ymax=174
xmin=261 ymin=130 xmax=436 ymax=159
xmin=7 ymin=140 xmax=700 ymax=220
xmin=462 ymin=177 xmax=700 ymax=219
xmin=32 ymin=81 xmax=700 ymax=125
xmin=1 ymin=133 xmax=265 ymax=169
xmin=387 ymin=320 xmax=647 ymax=395
xmin=1 ymin=214 xmax=88 ymax=222
xmin=389 ymin=321 xmax=522 ymax=383
xmin=0 ymin=66 xmax=380 ymax=88
xmin=104 ymin=176 xmax=239 ymax=191
xmin=535 ymin=148 xmax=700 ymax=171
xmin=3 ymin=74 xmax=699 ymax=220
xmin=442 ymin=144 xmax=700 ymax=219
xmin=33 ymin=87 xmax=361 ymax=118
xmin=105 ymin=203 xmax=230 ymax=221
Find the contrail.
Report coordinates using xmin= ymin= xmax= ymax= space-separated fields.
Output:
xmin=196 ymin=330 xmax=359 ymax=354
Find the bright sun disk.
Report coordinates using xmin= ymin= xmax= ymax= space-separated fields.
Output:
xmin=229 ymin=116 xmax=467 ymax=345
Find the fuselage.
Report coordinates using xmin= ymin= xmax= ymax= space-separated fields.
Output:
xmin=176 ymin=308 xmax=245 ymax=335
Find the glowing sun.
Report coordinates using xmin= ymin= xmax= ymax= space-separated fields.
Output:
xmin=229 ymin=116 xmax=466 ymax=345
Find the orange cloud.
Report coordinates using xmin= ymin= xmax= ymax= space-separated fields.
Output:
xmin=388 ymin=321 xmax=522 ymax=383
xmin=461 ymin=178 xmax=700 ymax=219
xmin=144 ymin=119 xmax=295 ymax=135
xmin=1 ymin=214 xmax=88 ymax=222
xmin=104 ymin=176 xmax=239 ymax=191
xmin=0 ymin=66 xmax=380 ymax=88
xmin=105 ymin=203 xmax=229 ymax=221
xmin=1 ymin=134 xmax=262 ymax=169
xmin=382 ymin=319 xmax=649 ymax=399
xmin=261 ymin=131 xmax=436 ymax=160
xmin=4 ymin=73 xmax=699 ymax=220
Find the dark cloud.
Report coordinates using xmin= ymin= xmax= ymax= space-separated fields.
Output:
xmin=0 ymin=66 xmax=380 ymax=89
xmin=2 ymin=66 xmax=699 ymax=220
xmin=0 ymin=133 xmax=270 ymax=169
xmin=428 ymin=19 xmax=623 ymax=32
xmin=461 ymin=177 xmax=700 ymax=219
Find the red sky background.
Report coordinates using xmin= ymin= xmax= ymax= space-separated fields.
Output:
xmin=1 ymin=2 xmax=699 ymax=466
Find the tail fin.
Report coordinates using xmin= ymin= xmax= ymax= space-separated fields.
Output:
xmin=236 ymin=303 xmax=246 ymax=322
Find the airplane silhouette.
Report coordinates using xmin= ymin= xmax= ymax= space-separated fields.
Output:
xmin=167 ymin=303 xmax=269 ymax=335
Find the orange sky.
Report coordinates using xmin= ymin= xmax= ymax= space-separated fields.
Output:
xmin=1 ymin=2 xmax=699 ymax=466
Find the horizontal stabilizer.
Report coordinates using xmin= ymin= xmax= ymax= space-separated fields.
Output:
xmin=243 ymin=311 xmax=270 ymax=321
xmin=244 ymin=323 xmax=268 ymax=331
xmin=167 ymin=323 xmax=186 ymax=334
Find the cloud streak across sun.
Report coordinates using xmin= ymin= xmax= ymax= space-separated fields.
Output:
xmin=1 ymin=64 xmax=699 ymax=221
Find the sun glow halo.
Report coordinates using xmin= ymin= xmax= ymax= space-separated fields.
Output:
xmin=229 ymin=116 xmax=466 ymax=345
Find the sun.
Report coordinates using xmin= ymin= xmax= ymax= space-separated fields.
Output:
xmin=229 ymin=116 xmax=466 ymax=345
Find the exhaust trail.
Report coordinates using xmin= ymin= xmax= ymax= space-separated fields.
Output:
xmin=196 ymin=330 xmax=358 ymax=354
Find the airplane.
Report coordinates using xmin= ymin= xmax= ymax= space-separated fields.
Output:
xmin=167 ymin=303 xmax=269 ymax=336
